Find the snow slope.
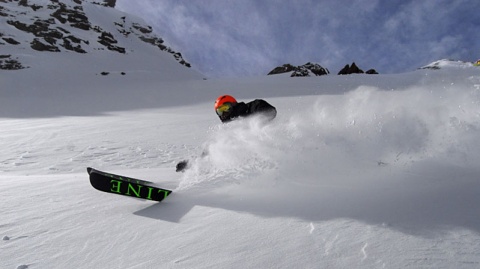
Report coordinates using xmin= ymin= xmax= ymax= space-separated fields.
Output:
xmin=2 ymin=56 xmax=480 ymax=268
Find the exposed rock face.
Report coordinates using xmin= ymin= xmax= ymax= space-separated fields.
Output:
xmin=338 ymin=62 xmax=377 ymax=75
xmin=0 ymin=55 xmax=27 ymax=70
xmin=101 ymin=0 xmax=115 ymax=8
xmin=268 ymin=62 xmax=329 ymax=77
xmin=1 ymin=0 xmax=191 ymax=69
xmin=268 ymin=64 xmax=296 ymax=75
xmin=338 ymin=62 xmax=363 ymax=75
xmin=97 ymin=31 xmax=125 ymax=53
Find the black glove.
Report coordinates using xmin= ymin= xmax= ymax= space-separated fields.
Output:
xmin=176 ymin=160 xmax=189 ymax=172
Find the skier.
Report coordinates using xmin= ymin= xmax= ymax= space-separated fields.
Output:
xmin=214 ymin=95 xmax=277 ymax=123
xmin=176 ymin=95 xmax=277 ymax=172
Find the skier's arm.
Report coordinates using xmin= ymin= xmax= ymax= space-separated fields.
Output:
xmin=248 ymin=99 xmax=277 ymax=121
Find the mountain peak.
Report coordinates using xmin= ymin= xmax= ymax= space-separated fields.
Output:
xmin=267 ymin=62 xmax=330 ymax=77
xmin=0 ymin=0 xmax=197 ymax=77
xmin=419 ymin=59 xmax=476 ymax=70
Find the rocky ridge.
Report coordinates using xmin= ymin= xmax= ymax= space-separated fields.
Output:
xmin=267 ymin=62 xmax=330 ymax=77
xmin=0 ymin=0 xmax=191 ymax=70
xmin=268 ymin=61 xmax=378 ymax=77
xmin=338 ymin=62 xmax=378 ymax=75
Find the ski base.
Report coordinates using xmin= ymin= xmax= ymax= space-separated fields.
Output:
xmin=87 ymin=167 xmax=172 ymax=202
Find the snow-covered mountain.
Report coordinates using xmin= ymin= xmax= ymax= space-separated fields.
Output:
xmin=2 ymin=2 xmax=480 ymax=268
xmin=420 ymin=59 xmax=477 ymax=70
xmin=0 ymin=0 xmax=201 ymax=78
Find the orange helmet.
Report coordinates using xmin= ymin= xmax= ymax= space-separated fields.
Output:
xmin=214 ymin=95 xmax=237 ymax=110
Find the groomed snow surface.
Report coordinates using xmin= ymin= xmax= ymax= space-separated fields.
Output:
xmin=2 ymin=58 xmax=480 ymax=268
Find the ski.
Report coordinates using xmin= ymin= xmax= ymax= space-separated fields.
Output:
xmin=87 ymin=167 xmax=172 ymax=202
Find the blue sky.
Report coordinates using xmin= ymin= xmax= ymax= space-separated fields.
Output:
xmin=116 ymin=0 xmax=480 ymax=78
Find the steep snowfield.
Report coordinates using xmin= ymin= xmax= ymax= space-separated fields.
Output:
xmin=2 ymin=57 xmax=480 ymax=268
xmin=0 ymin=0 xmax=203 ymax=82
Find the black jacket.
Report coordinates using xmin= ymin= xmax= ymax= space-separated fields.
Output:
xmin=220 ymin=99 xmax=277 ymax=123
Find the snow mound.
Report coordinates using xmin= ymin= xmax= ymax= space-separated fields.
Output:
xmin=420 ymin=59 xmax=475 ymax=70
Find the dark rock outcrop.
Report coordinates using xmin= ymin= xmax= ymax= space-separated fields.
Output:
xmin=338 ymin=62 xmax=363 ymax=75
xmin=2 ymin=37 xmax=20 ymax=45
xmin=268 ymin=64 xmax=296 ymax=75
xmin=97 ymin=31 xmax=125 ymax=53
xmin=338 ymin=62 xmax=377 ymax=75
xmin=30 ymin=38 xmax=60 ymax=52
xmin=268 ymin=62 xmax=329 ymax=77
xmin=102 ymin=0 xmax=116 ymax=8
xmin=50 ymin=2 xmax=91 ymax=30
xmin=0 ymin=54 xmax=28 ymax=70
